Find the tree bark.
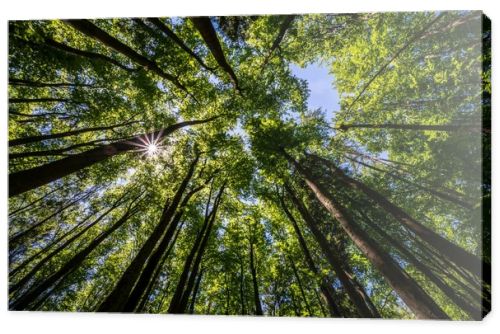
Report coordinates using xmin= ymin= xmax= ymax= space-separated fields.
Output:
xmin=188 ymin=268 xmax=204 ymax=314
xmin=123 ymin=184 xmax=205 ymax=312
xmin=189 ymin=17 xmax=240 ymax=91
xmin=147 ymin=18 xmax=215 ymax=72
xmin=9 ymin=137 xmax=131 ymax=159
xmin=97 ymin=155 xmax=199 ymax=312
xmin=9 ymin=187 xmax=97 ymax=247
xmin=43 ymin=37 xmax=136 ymax=72
xmin=136 ymin=219 xmax=185 ymax=312
xmin=176 ymin=225 xmax=209 ymax=313
xmin=10 ymin=191 xmax=129 ymax=295
xmin=9 ymin=98 xmax=70 ymax=104
xmin=283 ymin=183 xmax=380 ymax=318
xmin=289 ymin=257 xmax=313 ymax=316
xmin=10 ymin=210 xmax=95 ymax=278
xmin=344 ymin=155 xmax=473 ymax=209
xmin=365 ymin=211 xmax=482 ymax=320
xmin=278 ymin=195 xmax=342 ymax=317
xmin=283 ymin=151 xmax=450 ymax=319
xmin=249 ymin=240 xmax=263 ymax=315
xmin=9 ymin=78 xmax=95 ymax=88
xmin=345 ymin=149 xmax=467 ymax=199
xmin=9 ymin=117 xmax=214 ymax=197
xmin=309 ymin=153 xmax=486 ymax=279
xmin=10 ymin=200 xmax=138 ymax=310
xmin=168 ymin=185 xmax=214 ymax=313
xmin=314 ymin=288 xmax=328 ymax=317
xmin=262 ymin=15 xmax=296 ymax=66
xmin=64 ymin=19 xmax=190 ymax=95
xmin=10 ymin=121 xmax=137 ymax=147
xmin=169 ymin=183 xmax=225 ymax=313
xmin=411 ymin=235 xmax=489 ymax=313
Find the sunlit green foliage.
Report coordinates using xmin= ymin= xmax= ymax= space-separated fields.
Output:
xmin=8 ymin=12 xmax=489 ymax=320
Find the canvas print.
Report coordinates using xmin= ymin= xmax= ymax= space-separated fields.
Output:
xmin=8 ymin=11 xmax=490 ymax=320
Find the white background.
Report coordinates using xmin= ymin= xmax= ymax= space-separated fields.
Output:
xmin=0 ymin=0 xmax=498 ymax=333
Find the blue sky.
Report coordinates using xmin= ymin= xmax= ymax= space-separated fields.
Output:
xmin=290 ymin=63 xmax=389 ymax=161
xmin=289 ymin=62 xmax=340 ymax=123
xmin=229 ymin=62 xmax=340 ymax=147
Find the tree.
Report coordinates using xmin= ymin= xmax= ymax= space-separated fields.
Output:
xmin=9 ymin=118 xmax=214 ymax=197
xmin=8 ymin=12 xmax=489 ymax=319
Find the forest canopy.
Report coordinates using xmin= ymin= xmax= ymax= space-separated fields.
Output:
xmin=8 ymin=11 xmax=490 ymax=320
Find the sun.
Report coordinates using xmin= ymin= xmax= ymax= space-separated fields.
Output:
xmin=129 ymin=130 xmax=165 ymax=158
xmin=146 ymin=143 xmax=159 ymax=156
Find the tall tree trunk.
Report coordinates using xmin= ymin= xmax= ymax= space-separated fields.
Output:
xmin=238 ymin=257 xmax=247 ymax=314
xmin=146 ymin=18 xmax=215 ymax=72
xmin=314 ymin=288 xmax=328 ymax=317
xmin=283 ymin=183 xmax=380 ymax=318
xmin=9 ymin=137 xmax=132 ymax=160
xmin=64 ymin=20 xmax=190 ymax=95
xmin=411 ymin=235 xmax=489 ymax=313
xmin=43 ymin=37 xmax=136 ymax=72
xmin=364 ymin=211 xmax=482 ymax=320
xmin=269 ymin=16 xmax=296 ymax=54
xmin=10 ymin=121 xmax=137 ymax=147
xmin=9 ymin=184 xmax=65 ymax=217
xmin=262 ymin=15 xmax=296 ymax=66
xmin=188 ymin=268 xmax=204 ymax=314
xmin=168 ymin=185 xmax=214 ymax=313
xmin=28 ymin=271 xmax=71 ymax=311
xmin=177 ymin=191 xmax=221 ymax=312
xmin=9 ymin=187 xmax=97 ymax=247
xmin=169 ymin=183 xmax=225 ymax=313
xmin=10 ymin=210 xmax=95 ymax=279
xmin=344 ymin=155 xmax=473 ymax=209
xmin=97 ymin=155 xmax=199 ymax=312
xmin=153 ymin=280 xmax=171 ymax=313
xmin=9 ymin=78 xmax=95 ymax=88
xmin=10 ymin=200 xmax=138 ymax=310
xmin=290 ymin=289 xmax=301 ymax=316
xmin=10 ymin=191 xmax=129 ymax=295
xmin=136 ymin=220 xmax=185 ymax=313
xmin=345 ymin=149 xmax=467 ymax=199
xmin=9 ymin=117 xmax=213 ymax=197
xmin=189 ymin=17 xmax=240 ymax=92
xmin=283 ymin=151 xmax=449 ymax=319
xmin=309 ymin=153 xmax=486 ymax=279
xmin=9 ymin=97 xmax=70 ymax=104
xmin=271 ymin=271 xmax=282 ymax=316
xmin=319 ymin=281 xmax=343 ymax=318
xmin=123 ymin=184 xmax=205 ymax=312
xmin=9 ymin=111 xmax=72 ymax=120
xmin=289 ymin=257 xmax=313 ymax=316
xmin=249 ymin=241 xmax=263 ymax=315
xmin=278 ymin=195 xmax=342 ymax=317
